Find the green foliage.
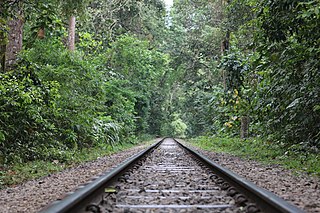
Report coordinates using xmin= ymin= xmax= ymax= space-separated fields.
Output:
xmin=0 ymin=66 xmax=61 ymax=163
xmin=190 ymin=136 xmax=320 ymax=176
xmin=78 ymin=0 xmax=166 ymax=48
xmin=106 ymin=34 xmax=171 ymax=135
xmin=206 ymin=50 xmax=254 ymax=136
xmin=249 ymin=0 xmax=320 ymax=148
xmin=23 ymin=38 xmax=142 ymax=146
xmin=59 ymin=0 xmax=91 ymax=15
xmin=107 ymin=35 xmax=168 ymax=89
xmin=23 ymin=0 xmax=65 ymax=47
xmin=0 ymin=17 xmax=8 ymax=46
xmin=259 ymin=0 xmax=319 ymax=43
xmin=202 ymin=0 xmax=320 ymax=151
xmin=78 ymin=32 xmax=102 ymax=54
xmin=0 ymin=28 xmax=173 ymax=163
xmin=220 ymin=52 xmax=248 ymax=94
xmin=102 ymin=80 xmax=136 ymax=141
xmin=0 ymin=0 xmax=173 ymax=171
xmin=164 ymin=0 xmax=319 ymax=157
xmin=92 ymin=116 xmax=121 ymax=148
xmin=0 ymin=139 xmax=150 ymax=188
xmin=161 ymin=0 xmax=226 ymax=136
xmin=170 ymin=115 xmax=188 ymax=138
xmin=0 ymin=37 xmax=128 ymax=163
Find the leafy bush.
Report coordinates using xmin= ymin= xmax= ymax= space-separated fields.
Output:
xmin=190 ymin=136 xmax=320 ymax=176
xmin=209 ymin=0 xmax=320 ymax=151
xmin=0 ymin=66 xmax=61 ymax=163
xmin=0 ymin=38 xmax=125 ymax=163
xmin=251 ymin=0 xmax=320 ymax=149
xmin=1 ymin=34 xmax=172 ymax=164
xmin=23 ymin=39 xmax=110 ymax=148
xmin=92 ymin=116 xmax=121 ymax=148
xmin=106 ymin=34 xmax=171 ymax=135
xmin=170 ymin=116 xmax=188 ymax=138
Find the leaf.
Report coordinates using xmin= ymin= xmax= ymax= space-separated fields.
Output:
xmin=314 ymin=7 xmax=319 ymax=16
xmin=105 ymin=187 xmax=117 ymax=193
xmin=313 ymin=105 xmax=320 ymax=112
xmin=286 ymin=98 xmax=301 ymax=109
xmin=0 ymin=131 xmax=5 ymax=142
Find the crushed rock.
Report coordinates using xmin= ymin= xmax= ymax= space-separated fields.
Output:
xmin=178 ymin=139 xmax=320 ymax=213
xmin=1 ymin=138 xmax=319 ymax=213
xmin=0 ymin=143 xmax=150 ymax=213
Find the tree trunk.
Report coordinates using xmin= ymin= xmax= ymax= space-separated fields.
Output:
xmin=0 ymin=44 xmax=5 ymax=72
xmin=4 ymin=12 xmax=24 ymax=71
xmin=0 ymin=28 xmax=6 ymax=72
xmin=221 ymin=30 xmax=230 ymax=90
xmin=0 ymin=0 xmax=5 ymax=71
xmin=68 ymin=15 xmax=76 ymax=51
xmin=0 ymin=6 xmax=7 ymax=72
xmin=240 ymin=116 xmax=250 ymax=139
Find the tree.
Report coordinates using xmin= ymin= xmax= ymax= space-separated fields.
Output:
xmin=78 ymin=0 xmax=166 ymax=49
xmin=106 ymin=34 xmax=170 ymax=134
xmin=0 ymin=0 xmax=24 ymax=71
xmin=0 ymin=17 xmax=6 ymax=72
xmin=68 ymin=15 xmax=75 ymax=51
xmin=59 ymin=0 xmax=90 ymax=51
xmin=255 ymin=0 xmax=320 ymax=148
xmin=162 ymin=0 xmax=226 ymax=135
xmin=223 ymin=0 xmax=320 ymax=147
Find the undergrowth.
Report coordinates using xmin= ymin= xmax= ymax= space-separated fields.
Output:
xmin=0 ymin=139 xmax=154 ymax=189
xmin=189 ymin=136 xmax=320 ymax=177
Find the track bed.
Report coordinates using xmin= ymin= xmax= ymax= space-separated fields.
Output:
xmin=41 ymin=138 xmax=304 ymax=213
xmin=105 ymin=138 xmax=241 ymax=212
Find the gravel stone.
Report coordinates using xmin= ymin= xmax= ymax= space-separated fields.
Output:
xmin=177 ymin=139 xmax=320 ymax=213
xmin=103 ymin=138 xmax=245 ymax=212
xmin=1 ymin=138 xmax=319 ymax=213
xmin=0 ymin=143 xmax=150 ymax=213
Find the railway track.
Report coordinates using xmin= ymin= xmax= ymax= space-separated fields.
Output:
xmin=40 ymin=138 xmax=304 ymax=213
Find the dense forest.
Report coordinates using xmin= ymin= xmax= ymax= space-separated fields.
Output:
xmin=0 ymin=0 xmax=319 ymax=168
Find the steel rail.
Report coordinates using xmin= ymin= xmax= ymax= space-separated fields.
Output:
xmin=175 ymin=139 xmax=305 ymax=213
xmin=39 ymin=138 xmax=164 ymax=213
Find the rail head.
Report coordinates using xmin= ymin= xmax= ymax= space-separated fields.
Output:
xmin=39 ymin=138 xmax=164 ymax=213
xmin=175 ymin=139 xmax=305 ymax=213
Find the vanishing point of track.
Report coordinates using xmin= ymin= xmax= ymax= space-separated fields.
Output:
xmin=40 ymin=138 xmax=304 ymax=213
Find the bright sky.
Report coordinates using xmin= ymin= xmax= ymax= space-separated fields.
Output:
xmin=163 ymin=0 xmax=173 ymax=26
xmin=163 ymin=0 xmax=173 ymax=8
